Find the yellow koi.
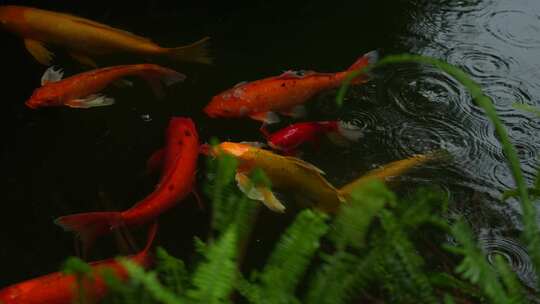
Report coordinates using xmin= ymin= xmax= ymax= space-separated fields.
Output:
xmin=0 ymin=5 xmax=211 ymax=66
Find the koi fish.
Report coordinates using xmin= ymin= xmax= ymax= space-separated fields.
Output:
xmin=0 ymin=5 xmax=211 ymax=66
xmin=203 ymin=50 xmax=378 ymax=124
xmin=338 ymin=150 xmax=450 ymax=199
xmin=265 ymin=120 xmax=363 ymax=154
xmin=55 ymin=117 xmax=199 ymax=248
xmin=0 ymin=222 xmax=157 ymax=304
xmin=26 ymin=64 xmax=185 ymax=109
xmin=206 ymin=141 xmax=345 ymax=213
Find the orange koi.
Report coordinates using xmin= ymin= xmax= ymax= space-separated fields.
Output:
xmin=55 ymin=118 xmax=199 ymax=247
xmin=25 ymin=64 xmax=185 ymax=109
xmin=0 ymin=5 xmax=211 ymax=66
xmin=0 ymin=223 xmax=157 ymax=304
xmin=203 ymin=50 xmax=378 ymax=124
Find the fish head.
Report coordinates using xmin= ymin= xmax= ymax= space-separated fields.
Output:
xmin=0 ymin=6 xmax=26 ymax=32
xmin=25 ymin=86 xmax=61 ymax=109
xmin=168 ymin=117 xmax=198 ymax=140
xmin=203 ymin=91 xmax=248 ymax=118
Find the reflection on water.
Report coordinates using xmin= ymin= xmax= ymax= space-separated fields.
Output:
xmin=342 ymin=0 xmax=540 ymax=288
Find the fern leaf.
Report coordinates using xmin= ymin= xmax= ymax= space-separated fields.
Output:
xmin=186 ymin=225 xmax=238 ymax=303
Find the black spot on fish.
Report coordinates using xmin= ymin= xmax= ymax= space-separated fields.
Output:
xmin=281 ymin=83 xmax=285 ymax=87
xmin=178 ymin=139 xmax=183 ymax=145
xmin=184 ymin=130 xmax=191 ymax=136
xmin=168 ymin=185 xmax=174 ymax=191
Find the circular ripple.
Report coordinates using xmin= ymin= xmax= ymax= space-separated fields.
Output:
xmin=436 ymin=0 xmax=490 ymax=13
xmin=390 ymin=118 xmax=480 ymax=163
xmin=480 ymin=235 xmax=537 ymax=287
xmin=445 ymin=44 xmax=516 ymax=79
xmin=485 ymin=10 xmax=540 ymax=49
xmin=384 ymin=65 xmax=472 ymax=118
xmin=480 ymin=77 xmax=533 ymax=115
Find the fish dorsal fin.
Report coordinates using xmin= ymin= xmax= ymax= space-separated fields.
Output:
xmin=41 ymin=66 xmax=64 ymax=85
xmin=276 ymin=69 xmax=317 ymax=79
xmin=234 ymin=81 xmax=248 ymax=88
xmin=50 ymin=10 xmax=153 ymax=43
xmin=283 ymin=156 xmax=326 ymax=175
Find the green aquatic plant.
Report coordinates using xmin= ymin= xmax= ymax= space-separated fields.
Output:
xmin=54 ymin=54 xmax=540 ymax=303
xmin=337 ymin=53 xmax=540 ymax=290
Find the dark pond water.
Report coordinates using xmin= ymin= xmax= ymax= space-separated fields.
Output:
xmin=1 ymin=0 xmax=540 ymax=290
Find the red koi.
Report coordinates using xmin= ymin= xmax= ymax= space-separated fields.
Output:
xmin=0 ymin=222 xmax=157 ymax=304
xmin=55 ymin=117 xmax=199 ymax=247
xmin=25 ymin=64 xmax=185 ymax=109
xmin=203 ymin=50 xmax=378 ymax=124
xmin=266 ymin=121 xmax=364 ymax=154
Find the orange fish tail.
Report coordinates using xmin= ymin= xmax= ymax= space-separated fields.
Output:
xmin=55 ymin=211 xmax=123 ymax=251
xmin=346 ymin=50 xmax=379 ymax=85
xmin=138 ymin=65 xmax=186 ymax=98
xmin=163 ymin=37 xmax=212 ymax=64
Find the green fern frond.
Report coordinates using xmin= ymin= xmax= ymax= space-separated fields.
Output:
xmin=155 ymin=247 xmax=190 ymax=295
xmin=243 ymin=210 xmax=328 ymax=304
xmin=186 ymin=225 xmax=238 ymax=304
xmin=492 ymin=255 xmax=528 ymax=304
xmin=447 ymin=221 xmax=509 ymax=304
xmin=119 ymin=259 xmax=184 ymax=304
xmin=330 ymin=179 xmax=390 ymax=250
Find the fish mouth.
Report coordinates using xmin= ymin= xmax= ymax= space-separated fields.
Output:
xmin=25 ymin=101 xmax=38 ymax=109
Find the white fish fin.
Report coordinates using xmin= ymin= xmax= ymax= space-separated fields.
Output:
xmin=65 ymin=94 xmax=115 ymax=108
xmin=279 ymin=105 xmax=307 ymax=118
xmin=284 ymin=156 xmax=326 ymax=175
xmin=41 ymin=66 xmax=64 ymax=85
xmin=234 ymin=81 xmax=248 ymax=88
xmin=347 ymin=50 xmax=379 ymax=71
xmin=236 ymin=172 xmax=285 ymax=212
xmin=24 ymin=39 xmax=54 ymax=65
xmin=239 ymin=141 xmax=267 ymax=148
xmin=277 ymin=70 xmax=317 ymax=79
xmin=249 ymin=111 xmax=280 ymax=124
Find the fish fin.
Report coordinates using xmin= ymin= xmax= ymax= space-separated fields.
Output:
xmin=249 ymin=111 xmax=280 ymax=124
xmin=192 ymin=189 xmax=205 ymax=210
xmin=41 ymin=66 xmax=64 ymax=85
xmin=279 ymin=105 xmax=307 ymax=118
xmin=69 ymin=52 xmax=98 ymax=68
xmin=347 ymin=50 xmax=379 ymax=85
xmin=337 ymin=120 xmax=364 ymax=142
xmin=146 ymin=148 xmax=165 ymax=175
xmin=284 ymin=156 xmax=326 ymax=175
xmin=239 ymin=141 xmax=267 ymax=148
xmin=140 ymin=69 xmax=186 ymax=99
xmin=276 ymin=70 xmax=317 ymax=79
xmin=236 ymin=172 xmax=286 ymax=212
xmin=234 ymin=81 xmax=248 ymax=88
xmin=164 ymin=36 xmax=212 ymax=64
xmin=347 ymin=50 xmax=379 ymax=71
xmin=55 ymin=211 xmax=123 ymax=252
xmin=65 ymin=94 xmax=115 ymax=108
xmin=24 ymin=39 xmax=54 ymax=65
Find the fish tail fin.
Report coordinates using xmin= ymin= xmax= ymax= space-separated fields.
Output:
xmin=55 ymin=211 xmax=123 ymax=251
xmin=165 ymin=37 xmax=212 ymax=64
xmin=131 ymin=221 xmax=159 ymax=267
xmin=140 ymin=67 xmax=186 ymax=99
xmin=423 ymin=148 xmax=453 ymax=163
xmin=346 ymin=50 xmax=379 ymax=85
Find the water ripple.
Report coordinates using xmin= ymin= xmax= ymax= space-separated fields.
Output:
xmin=479 ymin=234 xmax=537 ymax=288
xmin=485 ymin=9 xmax=540 ymax=49
xmin=444 ymin=44 xmax=517 ymax=79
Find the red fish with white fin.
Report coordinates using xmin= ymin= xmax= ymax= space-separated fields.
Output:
xmin=26 ymin=64 xmax=185 ymax=109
